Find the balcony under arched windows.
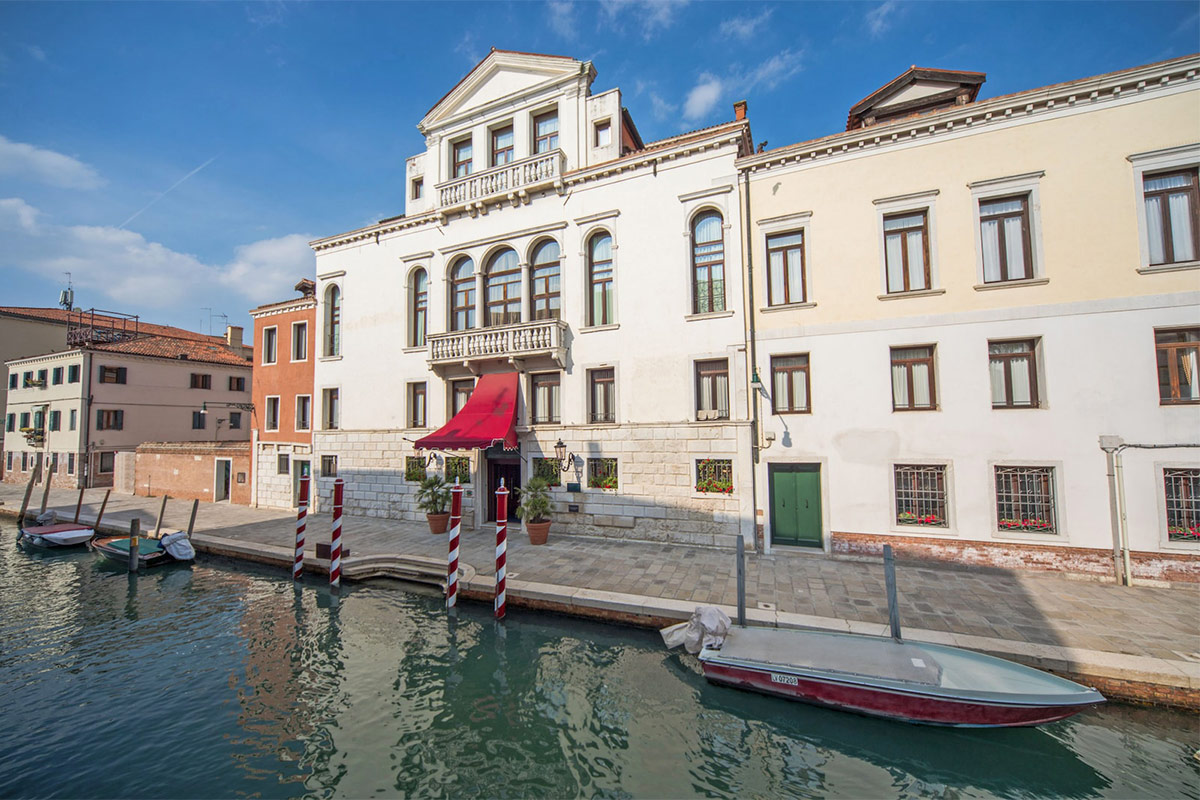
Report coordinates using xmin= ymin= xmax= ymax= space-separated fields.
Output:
xmin=485 ymin=248 xmax=521 ymax=326
xmin=530 ymin=240 xmax=561 ymax=321
xmin=450 ymin=256 xmax=475 ymax=331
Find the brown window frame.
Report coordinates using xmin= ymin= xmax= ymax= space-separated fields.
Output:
xmin=229 ymin=376 xmax=246 ymax=392
xmin=294 ymin=396 xmax=311 ymax=432
xmin=450 ymin=257 xmax=476 ymax=331
xmin=692 ymin=212 xmax=726 ymax=315
xmin=979 ymin=195 xmax=1033 ymax=283
xmin=491 ymin=125 xmax=514 ymax=167
xmin=452 ymin=138 xmax=472 ymax=178
xmin=1164 ymin=467 xmax=1200 ymax=541
xmin=890 ymin=346 xmax=937 ymax=411
xmin=189 ymin=373 xmax=211 ymax=390
xmin=484 ymin=249 xmax=521 ymax=327
xmin=410 ymin=268 xmax=428 ymax=347
xmin=292 ymin=322 xmax=307 ymax=361
xmin=695 ymin=358 xmax=730 ymax=420
xmin=995 ymin=465 xmax=1057 ymax=534
xmin=262 ymin=326 xmax=278 ymax=364
xmin=588 ymin=368 xmax=615 ymax=424
xmin=1155 ymin=327 xmax=1200 ymax=405
xmin=883 ymin=210 xmax=931 ymax=293
xmin=766 ymin=231 xmax=805 ymax=306
xmin=324 ymin=285 xmax=341 ymax=357
xmin=771 ymin=354 xmax=810 ymax=414
xmin=988 ymin=339 xmax=1039 ymax=409
xmin=411 ymin=177 xmax=423 ymax=200
xmin=265 ymin=396 xmax=281 ymax=431
xmin=450 ymin=378 xmax=474 ymax=417
xmin=321 ymin=454 xmax=338 ymax=477
xmin=530 ymin=372 xmax=560 ymax=425
xmin=98 ymin=366 xmax=126 ymax=384
xmin=530 ymin=241 xmax=561 ymax=321
xmin=533 ymin=111 xmax=558 ymax=153
xmin=1144 ymin=168 xmax=1199 ymax=266
xmin=588 ymin=232 xmax=614 ymax=326
xmin=408 ymin=382 xmax=426 ymax=428
xmin=322 ymin=388 xmax=339 ymax=430
xmin=894 ymin=464 xmax=949 ymax=527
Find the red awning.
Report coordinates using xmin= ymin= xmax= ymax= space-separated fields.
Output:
xmin=414 ymin=372 xmax=519 ymax=451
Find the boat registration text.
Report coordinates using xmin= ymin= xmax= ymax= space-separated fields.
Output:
xmin=770 ymin=673 xmax=799 ymax=686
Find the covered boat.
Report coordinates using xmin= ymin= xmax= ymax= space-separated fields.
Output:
xmin=92 ymin=531 xmax=195 ymax=568
xmin=17 ymin=512 xmax=94 ymax=549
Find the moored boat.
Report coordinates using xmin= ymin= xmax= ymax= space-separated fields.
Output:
xmin=92 ymin=531 xmax=195 ymax=568
xmin=18 ymin=522 xmax=95 ymax=549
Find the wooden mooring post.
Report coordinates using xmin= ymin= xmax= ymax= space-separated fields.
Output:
xmin=17 ymin=454 xmax=42 ymax=526
xmin=94 ymin=489 xmax=112 ymax=530
xmin=153 ymin=495 xmax=169 ymax=539
xmin=38 ymin=458 xmax=54 ymax=515
xmin=736 ymin=535 xmax=746 ymax=626
xmin=73 ymin=487 xmax=85 ymax=524
xmin=128 ymin=518 xmax=140 ymax=573
xmin=186 ymin=499 xmax=199 ymax=538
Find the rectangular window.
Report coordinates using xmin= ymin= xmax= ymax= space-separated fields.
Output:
xmin=979 ymin=195 xmax=1032 ymax=283
xmin=884 ymin=211 xmax=930 ymax=293
xmin=51 ymin=367 xmax=63 ymax=385
xmin=190 ymin=373 xmax=211 ymax=390
xmin=67 ymin=452 xmax=75 ymax=475
xmin=766 ymin=231 xmax=805 ymax=306
xmin=491 ymin=124 xmax=514 ymax=166
xmin=322 ymin=388 xmax=340 ymax=430
xmin=445 ymin=456 xmax=470 ymax=484
xmin=989 ymin=340 xmax=1039 ymax=408
xmin=995 ymin=466 xmax=1057 ymax=534
xmin=891 ymin=346 xmax=936 ymax=411
xmin=19 ymin=412 xmax=30 ymax=429
xmin=587 ymin=457 xmax=618 ymax=489
xmin=288 ymin=395 xmax=308 ymax=432
xmin=292 ymin=322 xmax=308 ymax=361
xmin=49 ymin=453 xmax=58 ymax=473
xmin=532 ymin=456 xmax=562 ymax=488
xmin=534 ymin=111 xmax=559 ymax=153
xmin=262 ymin=327 xmax=277 ymax=365
xmin=696 ymin=459 xmax=733 ymax=494
xmin=229 ymin=411 xmax=242 ymax=430
xmin=695 ymin=359 xmax=730 ymax=420
xmin=49 ymin=410 xmax=60 ymax=431
xmin=192 ymin=410 xmax=206 ymax=430
xmin=1144 ymin=169 xmax=1198 ymax=265
xmin=321 ymin=454 xmax=338 ymax=477
xmin=4 ymin=414 xmax=13 ymax=432
xmin=37 ymin=369 xmax=47 ymax=387
xmin=98 ymin=452 xmax=114 ymax=474
xmin=530 ymin=372 xmax=561 ymax=425
xmin=265 ymin=397 xmax=280 ymax=431
xmin=69 ymin=409 xmax=76 ymax=431
xmin=32 ymin=409 xmax=44 ymax=433
xmin=588 ymin=368 xmax=615 ymax=423
xmin=1156 ymin=328 xmax=1200 ymax=405
xmin=229 ymin=376 xmax=246 ymax=392
xmin=450 ymin=379 xmax=473 ymax=417
xmin=1164 ymin=468 xmax=1200 ymax=541
xmin=452 ymin=138 xmax=472 ymax=178
xmin=22 ymin=371 xmax=32 ymax=387
xmin=96 ymin=410 xmax=123 ymax=430
xmin=771 ymin=355 xmax=810 ymax=414
xmin=895 ymin=465 xmax=948 ymax=527
xmin=7 ymin=374 xmax=15 ymax=390
xmin=6 ymin=451 xmax=12 ymax=471
xmin=22 ymin=452 xmax=28 ymax=471
xmin=405 ymin=456 xmax=427 ymax=483
xmin=594 ymin=120 xmax=611 ymax=147
xmin=411 ymin=177 xmax=423 ymax=200
xmin=98 ymin=366 xmax=126 ymax=384
xmin=67 ymin=365 xmax=80 ymax=383
xmin=278 ymin=454 xmax=290 ymax=475
xmin=408 ymin=383 xmax=426 ymax=428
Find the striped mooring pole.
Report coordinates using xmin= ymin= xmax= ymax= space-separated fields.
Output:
xmin=494 ymin=479 xmax=508 ymax=620
xmin=294 ymin=476 xmax=309 ymax=581
xmin=330 ymin=478 xmax=344 ymax=590
xmin=447 ymin=480 xmax=463 ymax=609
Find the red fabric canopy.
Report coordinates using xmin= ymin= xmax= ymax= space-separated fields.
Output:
xmin=414 ymin=371 xmax=519 ymax=451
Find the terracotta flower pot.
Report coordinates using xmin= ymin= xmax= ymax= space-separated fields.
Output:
xmin=427 ymin=513 xmax=450 ymax=534
xmin=526 ymin=520 xmax=550 ymax=545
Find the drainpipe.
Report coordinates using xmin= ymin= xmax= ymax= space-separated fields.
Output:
xmin=741 ymin=165 xmax=761 ymax=552
xmin=1114 ymin=448 xmax=1134 ymax=587
xmin=1099 ymin=435 xmax=1125 ymax=586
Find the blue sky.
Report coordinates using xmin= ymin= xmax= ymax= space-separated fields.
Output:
xmin=1 ymin=0 xmax=1196 ymax=338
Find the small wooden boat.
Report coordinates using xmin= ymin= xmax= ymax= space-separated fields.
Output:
xmin=92 ymin=531 xmax=195 ymax=568
xmin=18 ymin=521 xmax=95 ymax=549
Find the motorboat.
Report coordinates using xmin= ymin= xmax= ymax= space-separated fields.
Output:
xmin=17 ymin=512 xmax=94 ymax=549
xmin=92 ymin=531 xmax=195 ymax=568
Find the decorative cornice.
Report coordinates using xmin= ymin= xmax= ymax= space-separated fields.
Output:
xmin=678 ymin=184 xmax=734 ymax=203
xmin=437 ymin=221 xmax=568 ymax=255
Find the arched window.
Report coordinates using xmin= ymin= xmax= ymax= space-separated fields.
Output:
xmin=450 ymin=257 xmax=475 ymax=331
xmin=588 ymin=232 xmax=613 ymax=326
xmin=324 ymin=285 xmax=341 ymax=356
xmin=530 ymin=240 xmax=560 ymax=321
xmin=410 ymin=269 xmax=427 ymax=347
xmin=485 ymin=248 xmax=521 ymax=326
xmin=691 ymin=211 xmax=725 ymax=314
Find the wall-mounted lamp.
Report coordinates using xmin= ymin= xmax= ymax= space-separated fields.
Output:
xmin=200 ymin=401 xmax=255 ymax=415
xmin=554 ymin=438 xmax=576 ymax=472
xmin=749 ymin=368 xmax=764 ymax=393
xmin=422 ymin=452 xmax=442 ymax=468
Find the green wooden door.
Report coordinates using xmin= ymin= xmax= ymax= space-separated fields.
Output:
xmin=770 ymin=464 xmax=823 ymax=548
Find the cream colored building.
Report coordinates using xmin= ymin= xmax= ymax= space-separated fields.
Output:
xmin=737 ymin=56 xmax=1200 ymax=579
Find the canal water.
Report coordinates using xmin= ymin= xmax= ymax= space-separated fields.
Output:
xmin=1 ymin=532 xmax=1197 ymax=799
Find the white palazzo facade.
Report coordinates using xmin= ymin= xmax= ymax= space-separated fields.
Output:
xmin=310 ymin=51 xmax=755 ymax=546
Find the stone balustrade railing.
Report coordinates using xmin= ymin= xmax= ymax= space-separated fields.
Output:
xmin=427 ymin=319 xmax=568 ymax=367
xmin=437 ymin=150 xmax=565 ymax=208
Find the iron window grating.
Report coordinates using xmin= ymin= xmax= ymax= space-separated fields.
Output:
xmin=1164 ymin=468 xmax=1200 ymax=541
xmin=696 ymin=458 xmax=733 ymax=493
xmin=995 ymin=466 xmax=1056 ymax=533
xmin=894 ymin=465 xmax=948 ymax=527
xmin=587 ymin=457 xmax=618 ymax=489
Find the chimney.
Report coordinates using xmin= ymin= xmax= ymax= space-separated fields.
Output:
xmin=295 ymin=278 xmax=316 ymax=297
xmin=225 ymin=325 xmax=243 ymax=351
xmin=733 ymin=100 xmax=747 ymax=121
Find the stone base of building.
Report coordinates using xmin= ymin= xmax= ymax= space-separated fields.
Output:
xmin=1 ymin=459 xmax=82 ymax=490
xmin=831 ymin=531 xmax=1200 ymax=583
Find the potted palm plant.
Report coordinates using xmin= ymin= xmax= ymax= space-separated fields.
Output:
xmin=516 ymin=476 xmax=553 ymax=545
xmin=416 ymin=475 xmax=452 ymax=534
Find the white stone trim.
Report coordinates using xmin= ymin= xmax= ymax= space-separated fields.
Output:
xmin=1127 ymin=143 xmax=1200 ymax=272
xmin=969 ymin=171 xmax=1046 ymax=286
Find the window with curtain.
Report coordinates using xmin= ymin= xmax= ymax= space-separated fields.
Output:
xmin=322 ymin=388 xmax=339 ymax=430
xmin=485 ymin=249 xmax=521 ymax=326
xmin=695 ymin=359 xmax=730 ymax=420
xmin=410 ymin=269 xmax=428 ymax=347
xmin=450 ymin=379 xmax=474 ymax=416
xmin=295 ymin=396 xmax=311 ymax=431
xmin=979 ymin=196 xmax=1032 ymax=283
xmin=588 ymin=232 xmax=614 ymax=326
xmin=530 ymin=372 xmax=560 ymax=424
xmin=265 ymin=397 xmax=280 ymax=431
xmin=766 ymin=231 xmax=805 ymax=306
xmin=588 ymin=368 xmax=615 ymax=423
xmin=491 ymin=124 xmax=514 ymax=167
xmin=1144 ymin=169 xmax=1199 ymax=265
xmin=884 ymin=211 xmax=930 ymax=293
xmin=988 ymin=340 xmax=1039 ymax=408
xmin=530 ymin=241 xmax=561 ymax=320
xmin=324 ymin=285 xmax=341 ymax=356
xmin=692 ymin=212 xmax=725 ymax=314
xmin=408 ymin=383 xmax=426 ymax=428
xmin=450 ymin=257 xmax=476 ymax=331
xmin=891 ymin=346 xmax=936 ymax=410
xmin=534 ymin=111 xmax=558 ymax=153
xmin=771 ymin=354 xmax=810 ymax=414
xmin=452 ymin=138 xmax=472 ymax=177
xmin=1155 ymin=328 xmax=1200 ymax=404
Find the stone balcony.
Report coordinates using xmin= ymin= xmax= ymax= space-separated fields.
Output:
xmin=436 ymin=149 xmax=566 ymax=210
xmin=427 ymin=319 xmax=568 ymax=371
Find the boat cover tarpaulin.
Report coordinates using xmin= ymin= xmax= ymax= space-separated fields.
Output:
xmin=414 ymin=372 xmax=519 ymax=451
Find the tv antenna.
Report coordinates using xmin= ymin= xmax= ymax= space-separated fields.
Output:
xmin=58 ymin=272 xmax=74 ymax=310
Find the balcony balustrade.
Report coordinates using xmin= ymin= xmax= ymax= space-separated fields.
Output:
xmin=427 ymin=319 xmax=568 ymax=370
xmin=436 ymin=150 xmax=565 ymax=209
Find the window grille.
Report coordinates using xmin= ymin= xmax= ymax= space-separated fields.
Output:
xmin=405 ymin=457 xmax=426 ymax=483
xmin=587 ymin=457 xmax=618 ymax=490
xmin=1164 ymin=468 xmax=1200 ymax=541
xmin=321 ymin=455 xmax=338 ymax=477
xmin=994 ymin=466 xmax=1056 ymax=533
xmin=533 ymin=457 xmax=562 ymax=487
xmin=445 ymin=456 xmax=470 ymax=484
xmin=894 ymin=465 xmax=948 ymax=527
xmin=696 ymin=459 xmax=733 ymax=493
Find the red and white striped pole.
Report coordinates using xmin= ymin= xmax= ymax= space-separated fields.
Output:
xmin=495 ymin=479 xmax=508 ymax=620
xmin=447 ymin=479 xmax=463 ymax=609
xmin=294 ymin=476 xmax=309 ymax=580
xmin=330 ymin=478 xmax=344 ymax=590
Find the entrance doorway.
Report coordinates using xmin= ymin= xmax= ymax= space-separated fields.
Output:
xmin=293 ymin=459 xmax=311 ymax=507
xmin=214 ymin=458 xmax=232 ymax=503
xmin=768 ymin=463 xmax=823 ymax=548
xmin=487 ymin=459 xmax=521 ymax=522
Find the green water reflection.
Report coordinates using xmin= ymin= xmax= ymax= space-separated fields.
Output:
xmin=0 ymin=534 xmax=1197 ymax=799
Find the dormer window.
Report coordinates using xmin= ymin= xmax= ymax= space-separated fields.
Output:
xmin=534 ymin=111 xmax=558 ymax=153
xmin=453 ymin=138 xmax=473 ymax=178
xmin=411 ymin=177 xmax=423 ymax=200
xmin=594 ymin=120 xmax=611 ymax=148
xmin=492 ymin=125 xmax=514 ymax=167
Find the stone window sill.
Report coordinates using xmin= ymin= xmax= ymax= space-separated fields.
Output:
xmin=685 ymin=310 xmax=735 ymax=322
xmin=877 ymin=288 xmax=946 ymax=301
xmin=973 ymin=277 xmax=1049 ymax=291
xmin=319 ymin=355 xmax=343 ymax=362
xmin=402 ymin=345 xmax=427 ymax=354
xmin=760 ymin=302 xmax=816 ymax=314
xmin=579 ymin=323 xmax=620 ymax=334
xmin=1138 ymin=260 xmax=1200 ymax=274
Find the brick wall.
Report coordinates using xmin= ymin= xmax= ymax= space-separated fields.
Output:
xmin=134 ymin=442 xmax=251 ymax=505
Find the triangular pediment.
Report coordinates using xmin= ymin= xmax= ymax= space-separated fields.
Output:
xmin=421 ymin=50 xmax=590 ymax=131
xmin=847 ymin=67 xmax=985 ymax=130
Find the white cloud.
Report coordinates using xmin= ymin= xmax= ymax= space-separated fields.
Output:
xmin=547 ymin=1 xmax=578 ymax=40
xmin=683 ymin=73 xmax=723 ymax=121
xmin=454 ymin=32 xmax=484 ymax=64
xmin=600 ymin=0 xmax=690 ymax=40
xmin=649 ymin=91 xmax=678 ymax=121
xmin=0 ymin=135 xmax=104 ymax=189
xmin=0 ymin=197 xmax=41 ymax=232
xmin=743 ymin=49 xmax=804 ymax=91
xmin=719 ymin=9 xmax=772 ymax=41
xmin=865 ymin=1 xmax=898 ymax=38
xmin=25 ymin=45 xmax=47 ymax=62
xmin=245 ymin=0 xmax=288 ymax=27
xmin=217 ymin=234 xmax=317 ymax=304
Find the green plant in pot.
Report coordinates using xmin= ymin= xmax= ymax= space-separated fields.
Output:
xmin=516 ymin=476 xmax=553 ymax=545
xmin=416 ymin=475 xmax=452 ymax=534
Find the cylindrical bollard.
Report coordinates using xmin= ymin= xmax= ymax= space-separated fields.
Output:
xmin=294 ymin=477 xmax=309 ymax=581
xmin=128 ymin=518 xmax=140 ymax=573
xmin=330 ymin=478 xmax=344 ymax=589
xmin=495 ymin=479 xmax=508 ymax=620
xmin=447 ymin=480 xmax=463 ymax=609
